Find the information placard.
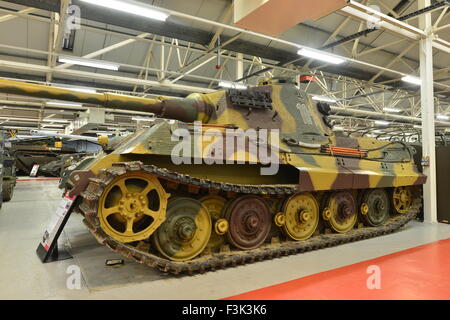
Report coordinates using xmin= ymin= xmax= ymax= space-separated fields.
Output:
xmin=30 ymin=164 xmax=40 ymax=177
xmin=36 ymin=192 xmax=76 ymax=263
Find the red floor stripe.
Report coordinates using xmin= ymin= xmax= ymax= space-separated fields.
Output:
xmin=16 ymin=178 xmax=60 ymax=181
xmin=225 ymin=238 xmax=450 ymax=300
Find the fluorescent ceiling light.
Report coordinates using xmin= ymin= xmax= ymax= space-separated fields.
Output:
xmin=383 ymin=107 xmax=402 ymax=113
xmin=333 ymin=126 xmax=344 ymax=131
xmin=59 ymin=57 xmax=120 ymax=71
xmin=436 ymin=114 xmax=449 ymax=120
xmin=36 ymin=130 xmax=59 ymax=134
xmin=297 ymin=48 xmax=345 ymax=65
xmin=80 ymin=0 xmax=169 ymax=21
xmin=46 ymin=101 xmax=83 ymax=107
xmin=42 ymin=124 xmax=65 ymax=128
xmin=374 ymin=120 xmax=389 ymax=126
xmin=218 ymin=81 xmax=247 ymax=90
xmin=402 ymin=75 xmax=422 ymax=86
xmin=413 ymin=125 xmax=422 ymax=129
xmin=312 ymin=96 xmax=337 ymax=103
xmin=132 ymin=116 xmax=155 ymax=121
xmin=53 ymin=84 xmax=97 ymax=94
xmin=42 ymin=118 xmax=70 ymax=123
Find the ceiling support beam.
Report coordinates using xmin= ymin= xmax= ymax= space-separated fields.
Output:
xmin=369 ymin=42 xmax=417 ymax=83
xmin=46 ymin=12 xmax=57 ymax=86
xmin=0 ymin=59 xmax=215 ymax=93
xmin=341 ymin=0 xmax=450 ymax=55
xmin=0 ymin=7 xmax=36 ymax=23
xmin=46 ymin=0 xmax=69 ymax=83
xmin=434 ymin=23 xmax=450 ymax=33
xmin=341 ymin=1 xmax=424 ymax=40
xmin=419 ymin=0 xmax=437 ymax=224
xmin=356 ymin=39 xmax=407 ymax=57
xmin=133 ymin=38 xmax=156 ymax=93
xmin=433 ymin=6 xmax=449 ymax=28
xmin=57 ymin=33 xmax=151 ymax=70
xmin=170 ymin=51 xmax=229 ymax=84
xmin=208 ymin=4 xmax=233 ymax=50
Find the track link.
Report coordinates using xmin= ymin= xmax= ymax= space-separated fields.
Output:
xmin=77 ymin=161 xmax=420 ymax=275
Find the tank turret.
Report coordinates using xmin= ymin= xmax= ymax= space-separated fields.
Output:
xmin=0 ymin=78 xmax=332 ymax=143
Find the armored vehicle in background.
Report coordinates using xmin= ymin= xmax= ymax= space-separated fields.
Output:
xmin=0 ymin=78 xmax=425 ymax=273
xmin=0 ymin=131 xmax=4 ymax=209
xmin=39 ymin=153 xmax=91 ymax=177
xmin=2 ymin=152 xmax=16 ymax=202
xmin=0 ymin=131 xmax=15 ymax=205
xmin=8 ymin=137 xmax=78 ymax=176
xmin=8 ymin=136 xmax=102 ymax=176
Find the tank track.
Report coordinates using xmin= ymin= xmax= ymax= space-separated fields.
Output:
xmin=77 ymin=161 xmax=420 ymax=275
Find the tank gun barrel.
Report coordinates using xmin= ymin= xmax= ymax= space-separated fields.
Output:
xmin=0 ymin=79 xmax=213 ymax=123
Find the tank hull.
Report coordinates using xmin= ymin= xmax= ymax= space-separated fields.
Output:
xmin=66 ymin=120 xmax=424 ymax=273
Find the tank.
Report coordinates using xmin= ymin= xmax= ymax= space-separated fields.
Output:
xmin=7 ymin=136 xmax=102 ymax=176
xmin=39 ymin=153 xmax=92 ymax=177
xmin=7 ymin=137 xmax=77 ymax=175
xmin=0 ymin=131 xmax=4 ymax=209
xmin=0 ymin=78 xmax=426 ymax=273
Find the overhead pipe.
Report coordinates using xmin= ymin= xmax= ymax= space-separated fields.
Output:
xmin=325 ymin=0 xmax=449 ymax=49
xmin=329 ymin=105 xmax=450 ymax=126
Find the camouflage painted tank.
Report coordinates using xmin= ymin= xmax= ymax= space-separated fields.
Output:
xmin=0 ymin=78 xmax=425 ymax=273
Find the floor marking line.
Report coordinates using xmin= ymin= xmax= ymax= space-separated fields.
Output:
xmin=224 ymin=237 xmax=450 ymax=300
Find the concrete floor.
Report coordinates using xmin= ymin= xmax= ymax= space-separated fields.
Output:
xmin=1 ymin=180 xmax=450 ymax=300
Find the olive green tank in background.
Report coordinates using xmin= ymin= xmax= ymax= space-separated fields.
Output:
xmin=2 ymin=153 xmax=16 ymax=202
xmin=6 ymin=135 xmax=102 ymax=176
xmin=0 ymin=131 xmax=16 ymax=205
xmin=0 ymin=77 xmax=426 ymax=273
xmin=7 ymin=137 xmax=79 ymax=176
xmin=0 ymin=131 xmax=4 ymax=209
xmin=39 ymin=153 xmax=93 ymax=177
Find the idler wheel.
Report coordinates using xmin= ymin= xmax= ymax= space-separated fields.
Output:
xmin=225 ymin=195 xmax=271 ymax=250
xmin=391 ymin=186 xmax=412 ymax=214
xmin=98 ymin=171 xmax=168 ymax=243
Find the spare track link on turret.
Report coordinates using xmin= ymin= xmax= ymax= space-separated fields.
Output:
xmin=77 ymin=162 xmax=420 ymax=275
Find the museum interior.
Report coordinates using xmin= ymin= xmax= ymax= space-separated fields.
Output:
xmin=0 ymin=0 xmax=449 ymax=301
